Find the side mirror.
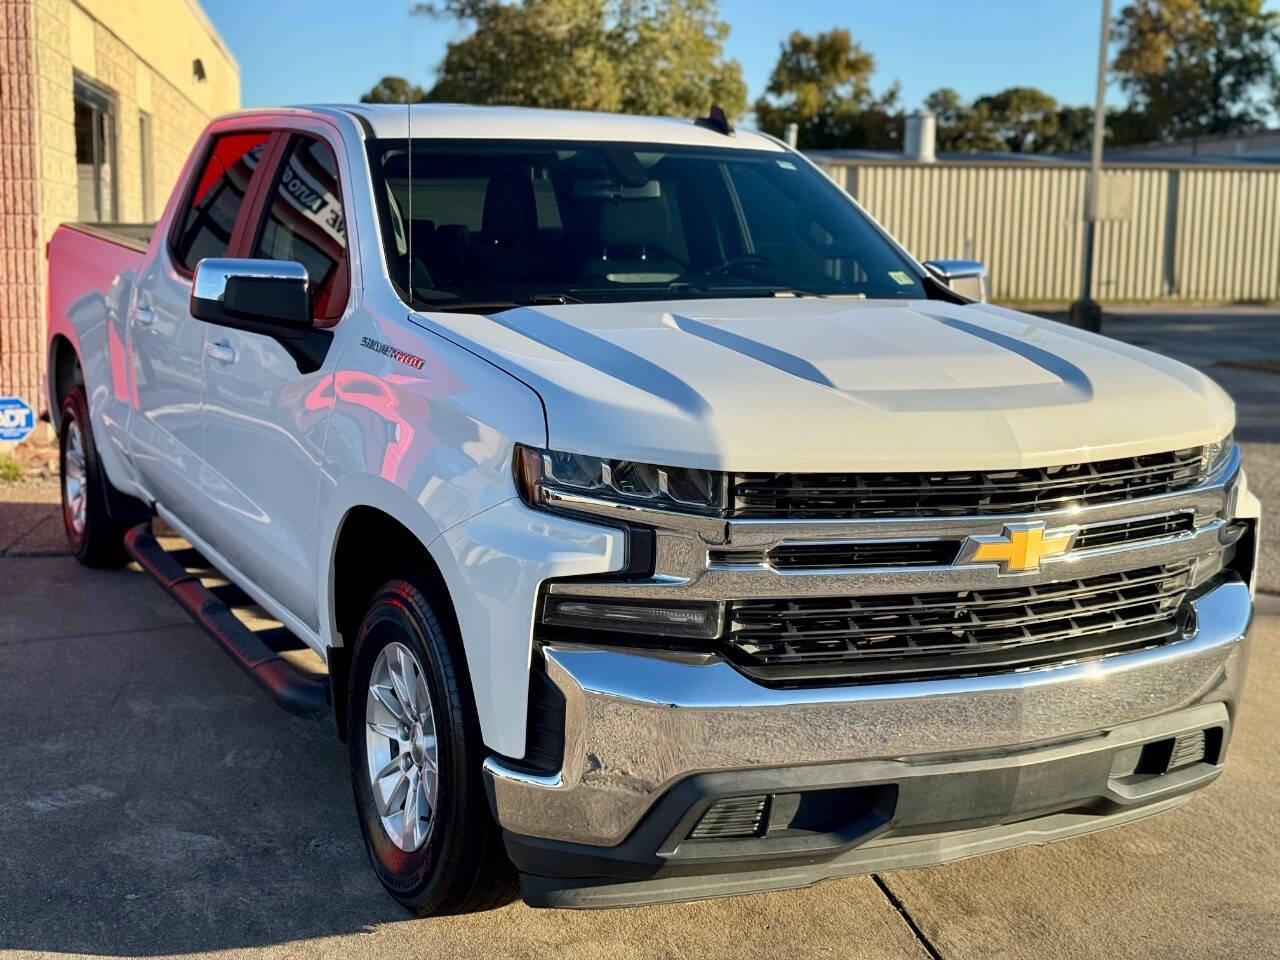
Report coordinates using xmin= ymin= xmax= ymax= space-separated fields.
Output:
xmin=190 ymin=258 xmax=332 ymax=374
xmin=191 ymin=258 xmax=313 ymax=338
xmin=923 ymin=259 xmax=988 ymax=303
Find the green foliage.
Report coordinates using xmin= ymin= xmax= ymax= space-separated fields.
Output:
xmin=926 ymin=86 xmax=1097 ymax=154
xmin=974 ymin=86 xmax=1060 ymax=152
xmin=410 ymin=0 xmax=746 ymax=118
xmin=753 ymin=29 xmax=900 ymax=149
xmin=611 ymin=0 xmax=747 ymax=119
xmin=1041 ymin=104 xmax=1096 ymax=154
xmin=925 ymin=87 xmax=1004 ymax=153
xmin=0 ymin=455 xmax=23 ymax=484
xmin=360 ymin=76 xmax=428 ymax=104
xmin=1112 ymin=0 xmax=1280 ymax=142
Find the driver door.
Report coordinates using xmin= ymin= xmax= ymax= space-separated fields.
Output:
xmin=198 ymin=130 xmax=351 ymax=632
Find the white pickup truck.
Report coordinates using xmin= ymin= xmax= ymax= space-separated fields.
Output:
xmin=46 ymin=104 xmax=1259 ymax=913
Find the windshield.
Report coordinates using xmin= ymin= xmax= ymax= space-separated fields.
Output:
xmin=367 ymin=138 xmax=926 ymax=309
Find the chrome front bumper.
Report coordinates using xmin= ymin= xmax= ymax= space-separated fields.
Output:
xmin=485 ymin=578 xmax=1252 ymax=848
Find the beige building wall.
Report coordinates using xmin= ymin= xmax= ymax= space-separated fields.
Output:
xmin=817 ymin=158 xmax=1280 ymax=304
xmin=1 ymin=0 xmax=238 ymax=420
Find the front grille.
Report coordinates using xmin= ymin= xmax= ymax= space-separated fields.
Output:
xmin=725 ymin=564 xmax=1193 ymax=681
xmin=769 ymin=540 xmax=959 ymax=569
xmin=729 ymin=448 xmax=1205 ymax=519
xmin=1072 ymin=513 xmax=1196 ymax=551
xmin=710 ymin=512 xmax=1196 ymax=572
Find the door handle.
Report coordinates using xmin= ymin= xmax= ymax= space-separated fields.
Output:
xmin=205 ymin=340 xmax=237 ymax=364
xmin=134 ymin=307 xmax=154 ymax=328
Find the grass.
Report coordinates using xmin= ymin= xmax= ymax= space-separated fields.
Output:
xmin=0 ymin=455 xmax=25 ymax=484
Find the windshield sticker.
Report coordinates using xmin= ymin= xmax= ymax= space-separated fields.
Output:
xmin=889 ymin=270 xmax=914 ymax=286
xmin=776 ymin=160 xmax=797 ymax=170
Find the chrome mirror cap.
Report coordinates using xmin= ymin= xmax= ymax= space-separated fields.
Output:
xmin=190 ymin=258 xmax=312 ymax=334
xmin=924 ymin=259 xmax=988 ymax=303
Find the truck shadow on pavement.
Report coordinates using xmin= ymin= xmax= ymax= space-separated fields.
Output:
xmin=0 ymin=555 xmax=415 ymax=955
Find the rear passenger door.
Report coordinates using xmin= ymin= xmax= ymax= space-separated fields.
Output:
xmin=199 ymin=131 xmax=351 ymax=631
xmin=128 ymin=129 xmax=270 ymax=519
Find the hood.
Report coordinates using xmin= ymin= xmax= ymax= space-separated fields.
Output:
xmin=414 ymin=298 xmax=1234 ymax=472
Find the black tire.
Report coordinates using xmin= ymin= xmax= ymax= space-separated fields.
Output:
xmin=59 ymin=384 xmax=133 ymax=567
xmin=346 ymin=577 xmax=518 ymax=915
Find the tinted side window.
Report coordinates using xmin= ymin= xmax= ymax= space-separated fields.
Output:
xmin=253 ymin=135 xmax=348 ymax=319
xmin=172 ymin=132 xmax=269 ymax=272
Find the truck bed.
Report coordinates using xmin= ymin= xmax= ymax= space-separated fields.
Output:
xmin=46 ymin=221 xmax=152 ymax=423
xmin=60 ymin=221 xmax=156 ymax=254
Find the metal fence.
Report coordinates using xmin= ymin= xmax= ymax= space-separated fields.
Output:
xmin=815 ymin=158 xmax=1280 ymax=303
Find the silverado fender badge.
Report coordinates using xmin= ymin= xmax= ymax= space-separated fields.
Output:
xmin=958 ymin=521 xmax=1078 ymax=575
xmin=360 ymin=336 xmax=425 ymax=370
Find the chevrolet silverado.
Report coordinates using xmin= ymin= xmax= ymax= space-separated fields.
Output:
xmin=45 ymin=104 xmax=1259 ymax=913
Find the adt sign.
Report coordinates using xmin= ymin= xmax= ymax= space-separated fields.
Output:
xmin=0 ymin=396 xmax=36 ymax=443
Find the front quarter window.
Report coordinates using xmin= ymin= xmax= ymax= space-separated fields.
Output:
xmin=252 ymin=135 xmax=350 ymax=321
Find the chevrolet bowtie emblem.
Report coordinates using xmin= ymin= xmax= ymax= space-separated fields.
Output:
xmin=959 ymin=521 xmax=1077 ymax=574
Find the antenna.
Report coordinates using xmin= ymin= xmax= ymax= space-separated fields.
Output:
xmin=407 ymin=90 xmax=413 ymax=306
xmin=403 ymin=18 xmax=414 ymax=306
xmin=694 ymin=104 xmax=734 ymax=136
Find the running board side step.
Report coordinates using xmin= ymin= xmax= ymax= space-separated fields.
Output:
xmin=124 ymin=524 xmax=329 ymax=716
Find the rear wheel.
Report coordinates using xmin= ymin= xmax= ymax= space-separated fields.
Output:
xmin=60 ymin=385 xmax=133 ymax=567
xmin=347 ymin=577 xmax=517 ymax=915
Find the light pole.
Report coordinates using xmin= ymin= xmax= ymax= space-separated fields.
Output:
xmin=1070 ymin=0 xmax=1111 ymax=332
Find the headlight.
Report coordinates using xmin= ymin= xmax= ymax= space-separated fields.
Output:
xmin=1204 ymin=432 xmax=1235 ymax=477
xmin=515 ymin=444 xmax=729 ymax=516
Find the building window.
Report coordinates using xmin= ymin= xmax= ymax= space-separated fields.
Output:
xmin=74 ymin=75 xmax=117 ymax=222
xmin=139 ymin=112 xmax=154 ymax=221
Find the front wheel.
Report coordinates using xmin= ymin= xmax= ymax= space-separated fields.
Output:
xmin=346 ymin=578 xmax=517 ymax=915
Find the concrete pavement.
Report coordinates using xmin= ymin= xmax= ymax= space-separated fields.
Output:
xmin=0 ymin=553 xmax=1274 ymax=959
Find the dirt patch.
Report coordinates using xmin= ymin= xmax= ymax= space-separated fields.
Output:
xmin=1 ymin=426 xmax=59 ymax=484
xmin=1216 ymin=356 xmax=1280 ymax=376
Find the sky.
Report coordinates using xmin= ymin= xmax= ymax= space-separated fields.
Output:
xmin=200 ymin=1 xmax=1169 ymax=116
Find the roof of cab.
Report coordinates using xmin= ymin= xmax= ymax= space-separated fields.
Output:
xmin=330 ymin=103 xmax=784 ymax=151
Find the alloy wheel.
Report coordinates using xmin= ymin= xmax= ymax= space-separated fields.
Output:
xmin=365 ymin=640 xmax=439 ymax=852
xmin=63 ymin=420 xmax=87 ymax=536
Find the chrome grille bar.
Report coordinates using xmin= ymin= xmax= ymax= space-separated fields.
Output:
xmin=725 ymin=564 xmax=1193 ymax=672
xmin=730 ymin=447 xmax=1205 ymax=519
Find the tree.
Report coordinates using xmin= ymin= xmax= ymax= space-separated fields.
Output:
xmin=611 ymin=0 xmax=747 ymax=119
xmin=412 ymin=0 xmax=746 ymax=118
xmin=1111 ymin=0 xmax=1280 ymax=142
xmin=1044 ymin=104 xmax=1096 ymax=154
xmin=926 ymin=88 xmax=1101 ymax=154
xmin=754 ymin=29 xmax=901 ymax=149
xmin=924 ymin=88 xmax=1004 ymax=153
xmin=360 ymin=76 xmax=427 ymax=104
xmin=974 ymin=86 xmax=1060 ymax=152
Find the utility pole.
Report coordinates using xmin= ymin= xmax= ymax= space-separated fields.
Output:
xmin=1070 ymin=0 xmax=1111 ymax=332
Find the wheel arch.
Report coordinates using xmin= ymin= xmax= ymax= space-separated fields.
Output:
xmin=48 ymin=333 xmax=83 ymax=428
xmin=323 ymin=487 xmax=465 ymax=744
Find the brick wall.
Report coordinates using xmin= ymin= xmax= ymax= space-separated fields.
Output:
xmin=0 ymin=0 xmax=237 ymax=419
xmin=0 ymin=0 xmax=43 ymax=412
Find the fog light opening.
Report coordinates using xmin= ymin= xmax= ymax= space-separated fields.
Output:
xmin=542 ymin=595 xmax=722 ymax=639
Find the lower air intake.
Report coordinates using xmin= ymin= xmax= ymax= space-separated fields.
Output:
xmin=689 ymin=795 xmax=770 ymax=839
